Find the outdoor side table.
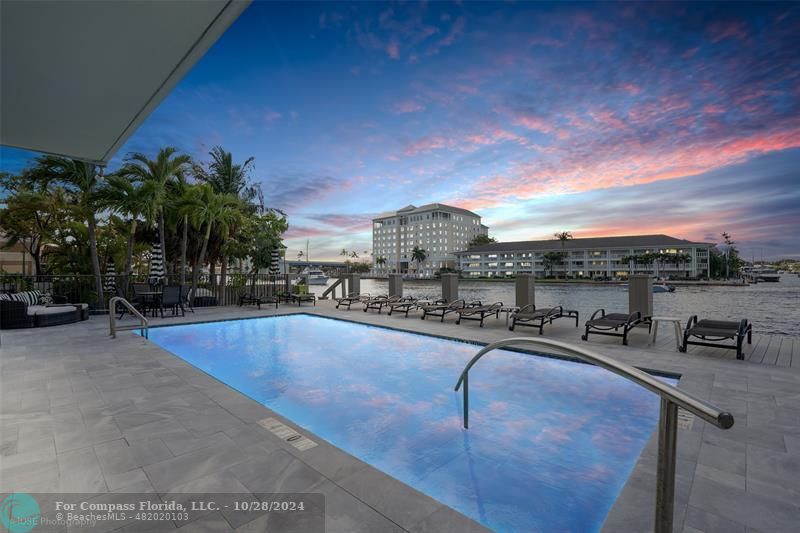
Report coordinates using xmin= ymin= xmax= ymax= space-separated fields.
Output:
xmin=649 ymin=316 xmax=683 ymax=350
xmin=500 ymin=306 xmax=520 ymax=327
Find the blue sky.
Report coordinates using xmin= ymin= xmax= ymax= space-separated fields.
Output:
xmin=2 ymin=1 xmax=799 ymax=259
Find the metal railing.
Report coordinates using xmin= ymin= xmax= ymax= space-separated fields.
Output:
xmin=1 ymin=273 xmax=291 ymax=310
xmin=453 ymin=337 xmax=734 ymax=533
xmin=109 ymin=297 xmax=148 ymax=339
xmin=320 ymin=278 xmax=345 ymax=300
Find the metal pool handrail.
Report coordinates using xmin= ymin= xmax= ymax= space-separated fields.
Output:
xmin=453 ymin=337 xmax=734 ymax=533
xmin=109 ymin=297 xmax=149 ymax=339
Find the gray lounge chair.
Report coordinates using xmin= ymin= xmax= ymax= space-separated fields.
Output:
xmin=581 ymin=309 xmax=647 ymax=345
xmin=364 ymin=295 xmax=401 ymax=314
xmin=336 ymin=292 xmax=370 ymax=310
xmin=680 ymin=316 xmax=752 ymax=360
xmin=421 ymin=299 xmax=471 ymax=322
xmin=456 ymin=302 xmax=503 ymax=327
xmin=509 ymin=305 xmax=579 ymax=335
xmin=387 ymin=296 xmax=424 ymax=317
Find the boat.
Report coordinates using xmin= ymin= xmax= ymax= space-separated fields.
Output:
xmin=653 ymin=284 xmax=675 ymax=293
xmin=742 ymin=266 xmax=781 ymax=282
xmin=299 ymin=267 xmax=329 ymax=285
xmin=623 ymin=283 xmax=675 ymax=293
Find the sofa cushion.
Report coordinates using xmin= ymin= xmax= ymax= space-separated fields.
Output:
xmin=27 ymin=305 xmax=77 ymax=316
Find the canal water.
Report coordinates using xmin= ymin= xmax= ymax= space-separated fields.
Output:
xmin=310 ymin=274 xmax=800 ymax=336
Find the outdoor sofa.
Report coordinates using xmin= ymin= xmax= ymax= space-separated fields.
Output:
xmin=509 ymin=305 xmax=580 ymax=334
xmin=680 ymin=316 xmax=753 ymax=360
xmin=0 ymin=290 xmax=89 ymax=329
xmin=581 ymin=309 xmax=648 ymax=345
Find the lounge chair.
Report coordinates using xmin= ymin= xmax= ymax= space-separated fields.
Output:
xmin=238 ymin=288 xmax=279 ymax=310
xmin=386 ymin=296 xmax=426 ymax=317
xmin=680 ymin=316 xmax=752 ymax=360
xmin=456 ymin=301 xmax=503 ymax=327
xmin=581 ymin=309 xmax=647 ymax=345
xmin=363 ymin=295 xmax=400 ymax=313
xmin=509 ymin=305 xmax=580 ymax=334
xmin=421 ymin=299 xmax=469 ymax=322
xmin=336 ymin=292 xmax=370 ymax=310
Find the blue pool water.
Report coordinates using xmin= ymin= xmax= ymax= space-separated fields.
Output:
xmin=145 ymin=314 xmax=674 ymax=532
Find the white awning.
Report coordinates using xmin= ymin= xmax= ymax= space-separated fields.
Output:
xmin=0 ymin=0 xmax=251 ymax=165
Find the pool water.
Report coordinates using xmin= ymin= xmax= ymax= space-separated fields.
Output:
xmin=145 ymin=314 xmax=674 ymax=532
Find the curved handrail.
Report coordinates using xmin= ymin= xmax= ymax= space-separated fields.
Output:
xmin=454 ymin=337 xmax=733 ymax=430
xmin=109 ymin=297 xmax=149 ymax=339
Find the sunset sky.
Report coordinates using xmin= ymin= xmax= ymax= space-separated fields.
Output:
xmin=2 ymin=1 xmax=799 ymax=260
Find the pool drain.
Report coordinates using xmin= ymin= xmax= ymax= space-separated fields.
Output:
xmin=258 ymin=417 xmax=318 ymax=451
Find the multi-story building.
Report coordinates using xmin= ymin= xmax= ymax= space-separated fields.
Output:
xmin=456 ymin=234 xmax=711 ymax=279
xmin=372 ymin=203 xmax=488 ymax=277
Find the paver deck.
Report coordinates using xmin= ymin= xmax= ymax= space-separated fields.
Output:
xmin=1 ymin=301 xmax=798 ymax=532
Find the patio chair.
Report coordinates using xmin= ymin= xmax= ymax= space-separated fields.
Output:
xmin=363 ymin=294 xmax=401 ymax=314
xmin=581 ymin=309 xmax=648 ymax=345
xmin=456 ymin=301 xmax=504 ymax=327
xmin=510 ymin=305 xmax=580 ymax=335
xmin=680 ymin=316 xmax=752 ymax=360
xmin=160 ymin=285 xmax=185 ymax=317
xmin=386 ymin=296 xmax=421 ymax=317
xmin=119 ymin=283 xmax=150 ymax=319
xmin=177 ymin=285 xmax=194 ymax=313
xmin=421 ymin=299 xmax=468 ymax=322
xmin=336 ymin=292 xmax=370 ymax=310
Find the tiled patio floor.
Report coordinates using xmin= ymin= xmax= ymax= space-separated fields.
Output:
xmin=1 ymin=301 xmax=798 ymax=532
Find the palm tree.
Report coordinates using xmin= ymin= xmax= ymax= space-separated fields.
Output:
xmin=38 ymin=156 xmax=105 ymax=307
xmin=182 ymin=185 xmax=242 ymax=301
xmin=553 ymin=231 xmax=573 ymax=278
xmin=120 ymin=147 xmax=191 ymax=276
xmin=411 ymin=246 xmax=427 ymax=276
xmin=98 ymin=174 xmax=153 ymax=294
xmin=194 ymin=146 xmax=259 ymax=204
xmin=297 ymin=251 xmax=304 ymax=261
xmin=375 ymin=256 xmax=387 ymax=271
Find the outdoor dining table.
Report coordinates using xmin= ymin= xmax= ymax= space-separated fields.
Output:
xmin=139 ymin=291 xmax=163 ymax=317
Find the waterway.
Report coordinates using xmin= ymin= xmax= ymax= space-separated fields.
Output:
xmin=309 ymin=274 xmax=800 ymax=336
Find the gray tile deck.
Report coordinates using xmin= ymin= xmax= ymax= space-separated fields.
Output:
xmin=1 ymin=301 xmax=798 ymax=532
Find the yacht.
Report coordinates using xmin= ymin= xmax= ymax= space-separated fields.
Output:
xmin=299 ymin=267 xmax=329 ymax=285
xmin=743 ymin=266 xmax=781 ymax=282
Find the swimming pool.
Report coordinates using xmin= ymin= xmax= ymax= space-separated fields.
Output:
xmin=145 ymin=314 xmax=675 ymax=532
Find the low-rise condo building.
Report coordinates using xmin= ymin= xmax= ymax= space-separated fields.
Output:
xmin=456 ymin=234 xmax=711 ymax=279
xmin=373 ymin=203 xmax=488 ymax=276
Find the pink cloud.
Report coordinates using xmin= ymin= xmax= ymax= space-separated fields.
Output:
xmin=264 ymin=110 xmax=281 ymax=123
xmin=386 ymin=39 xmax=400 ymax=59
xmin=708 ymin=19 xmax=749 ymax=43
xmin=703 ymin=104 xmax=725 ymax=114
xmin=391 ymin=100 xmax=425 ymax=114
xmin=403 ymin=135 xmax=450 ymax=155
xmin=513 ymin=114 xmax=553 ymax=134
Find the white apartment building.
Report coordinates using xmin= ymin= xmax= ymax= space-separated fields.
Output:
xmin=456 ymin=235 xmax=711 ymax=279
xmin=372 ymin=204 xmax=488 ymax=276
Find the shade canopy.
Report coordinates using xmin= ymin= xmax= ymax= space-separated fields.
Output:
xmin=0 ymin=0 xmax=251 ymax=165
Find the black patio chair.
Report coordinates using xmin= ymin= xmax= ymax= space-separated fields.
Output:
xmin=680 ymin=316 xmax=752 ymax=360
xmin=456 ymin=302 xmax=504 ymax=327
xmin=581 ymin=309 xmax=648 ymax=345
xmin=160 ymin=285 xmax=185 ymax=317
xmin=509 ymin=305 xmax=580 ymax=335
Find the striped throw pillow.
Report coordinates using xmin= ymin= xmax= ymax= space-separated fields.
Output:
xmin=11 ymin=291 xmax=40 ymax=306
